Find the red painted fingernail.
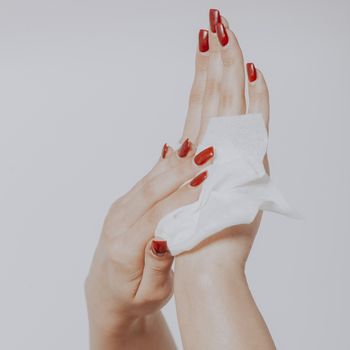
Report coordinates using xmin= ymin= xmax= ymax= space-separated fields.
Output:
xmin=246 ymin=63 xmax=257 ymax=82
xmin=216 ymin=22 xmax=229 ymax=46
xmin=161 ymin=143 xmax=169 ymax=159
xmin=151 ymin=240 xmax=168 ymax=256
xmin=199 ymin=29 xmax=209 ymax=52
xmin=209 ymin=9 xmax=221 ymax=33
xmin=190 ymin=171 xmax=208 ymax=187
xmin=194 ymin=146 xmax=214 ymax=166
xmin=178 ymin=138 xmax=192 ymax=158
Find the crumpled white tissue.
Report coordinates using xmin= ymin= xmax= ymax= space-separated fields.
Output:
xmin=155 ymin=114 xmax=293 ymax=256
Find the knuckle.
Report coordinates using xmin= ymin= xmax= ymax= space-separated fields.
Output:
xmin=102 ymin=224 xmax=118 ymax=239
xmin=220 ymin=91 xmax=236 ymax=107
xmin=107 ymin=235 xmax=134 ymax=266
xmin=196 ymin=55 xmax=209 ymax=71
xmin=141 ymin=180 xmax=158 ymax=200
xmin=150 ymin=264 xmax=166 ymax=276
xmin=172 ymin=164 xmax=194 ymax=186
xmin=102 ymin=210 xmax=125 ymax=239
xmin=173 ymin=164 xmax=188 ymax=179
xmin=189 ymin=89 xmax=204 ymax=106
xmin=107 ymin=235 xmax=124 ymax=261
xmin=107 ymin=198 xmax=124 ymax=218
xmin=153 ymin=282 xmax=173 ymax=301
xmin=154 ymin=287 xmax=172 ymax=302
xmin=188 ymin=161 xmax=202 ymax=176
xmin=205 ymin=79 xmax=220 ymax=97
xmin=139 ymin=284 xmax=172 ymax=305
xmin=222 ymin=54 xmax=236 ymax=68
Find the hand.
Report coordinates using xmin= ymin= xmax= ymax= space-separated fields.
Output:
xmin=178 ymin=12 xmax=270 ymax=270
xmin=174 ymin=10 xmax=275 ymax=350
xmin=85 ymin=138 xmax=214 ymax=348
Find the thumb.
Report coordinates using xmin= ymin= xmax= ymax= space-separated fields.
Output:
xmin=136 ymin=239 xmax=174 ymax=302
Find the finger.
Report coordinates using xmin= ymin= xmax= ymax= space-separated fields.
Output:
xmin=217 ymin=26 xmax=246 ymax=116
xmin=246 ymin=64 xmax=270 ymax=229
xmin=220 ymin=15 xmax=230 ymax=29
xmin=127 ymin=137 xmax=195 ymax=199
xmin=247 ymin=63 xmax=270 ymax=129
xmin=247 ymin=63 xmax=270 ymax=174
xmin=135 ymin=136 xmax=195 ymax=187
xmin=110 ymin=147 xmax=214 ymax=232
xmin=128 ymin=170 xmax=209 ymax=248
xmin=134 ymin=239 xmax=174 ymax=304
xmin=105 ymin=170 xmax=207 ymax=275
xmin=127 ymin=143 xmax=175 ymax=194
xmin=181 ymin=29 xmax=210 ymax=144
xmin=197 ymin=10 xmax=223 ymax=143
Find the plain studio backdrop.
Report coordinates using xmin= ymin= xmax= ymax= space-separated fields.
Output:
xmin=0 ymin=0 xmax=349 ymax=349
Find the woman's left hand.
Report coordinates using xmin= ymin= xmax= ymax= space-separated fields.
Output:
xmin=85 ymin=136 xmax=213 ymax=349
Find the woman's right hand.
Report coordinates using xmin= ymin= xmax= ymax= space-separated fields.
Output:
xmin=85 ymin=138 xmax=214 ymax=348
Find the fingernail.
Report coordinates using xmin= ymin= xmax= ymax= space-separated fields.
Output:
xmin=194 ymin=146 xmax=214 ymax=166
xmin=178 ymin=138 xmax=192 ymax=158
xmin=190 ymin=171 xmax=208 ymax=187
xmin=199 ymin=29 xmax=209 ymax=52
xmin=216 ymin=22 xmax=229 ymax=46
xmin=209 ymin=9 xmax=221 ymax=33
xmin=151 ymin=240 xmax=168 ymax=256
xmin=246 ymin=63 xmax=257 ymax=82
xmin=161 ymin=143 xmax=169 ymax=159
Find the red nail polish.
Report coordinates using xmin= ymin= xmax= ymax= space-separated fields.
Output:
xmin=209 ymin=9 xmax=221 ymax=33
xmin=161 ymin=143 xmax=168 ymax=159
xmin=178 ymin=138 xmax=192 ymax=158
xmin=246 ymin=63 xmax=257 ymax=82
xmin=190 ymin=171 xmax=208 ymax=187
xmin=194 ymin=146 xmax=214 ymax=166
xmin=151 ymin=240 xmax=168 ymax=256
xmin=216 ymin=22 xmax=229 ymax=46
xmin=199 ymin=29 xmax=209 ymax=52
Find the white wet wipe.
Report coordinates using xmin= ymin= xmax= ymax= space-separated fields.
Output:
xmin=155 ymin=114 xmax=295 ymax=256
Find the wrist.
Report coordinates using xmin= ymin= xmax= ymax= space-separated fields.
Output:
xmin=89 ymin=313 xmax=169 ymax=350
xmin=89 ymin=316 xmax=148 ymax=350
xmin=175 ymin=260 xmax=246 ymax=290
xmin=85 ymin=278 xmax=136 ymax=337
xmin=175 ymin=250 xmax=246 ymax=278
xmin=173 ymin=229 xmax=254 ymax=279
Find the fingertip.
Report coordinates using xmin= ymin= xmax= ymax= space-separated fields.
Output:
xmin=189 ymin=170 xmax=208 ymax=188
xmin=247 ymin=65 xmax=270 ymax=128
xmin=177 ymin=138 xmax=198 ymax=159
xmin=198 ymin=29 xmax=209 ymax=53
xmin=151 ymin=239 xmax=168 ymax=257
xmin=216 ymin=22 xmax=229 ymax=47
xmin=193 ymin=146 xmax=215 ymax=167
xmin=247 ymin=65 xmax=269 ymax=93
xmin=161 ymin=143 xmax=169 ymax=159
xmin=149 ymin=239 xmax=173 ymax=258
xmin=209 ymin=8 xmax=221 ymax=33
xmin=160 ymin=143 xmax=174 ymax=161
xmin=246 ymin=62 xmax=257 ymax=83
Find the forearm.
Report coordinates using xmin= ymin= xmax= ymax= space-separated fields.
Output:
xmin=174 ymin=243 xmax=276 ymax=350
xmin=89 ymin=311 xmax=177 ymax=350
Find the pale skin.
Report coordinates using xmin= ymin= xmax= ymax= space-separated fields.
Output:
xmin=174 ymin=14 xmax=275 ymax=350
xmin=85 ymin=10 xmax=275 ymax=350
xmin=85 ymin=145 xmax=213 ymax=349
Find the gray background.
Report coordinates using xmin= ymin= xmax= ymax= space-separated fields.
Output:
xmin=0 ymin=0 xmax=349 ymax=349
